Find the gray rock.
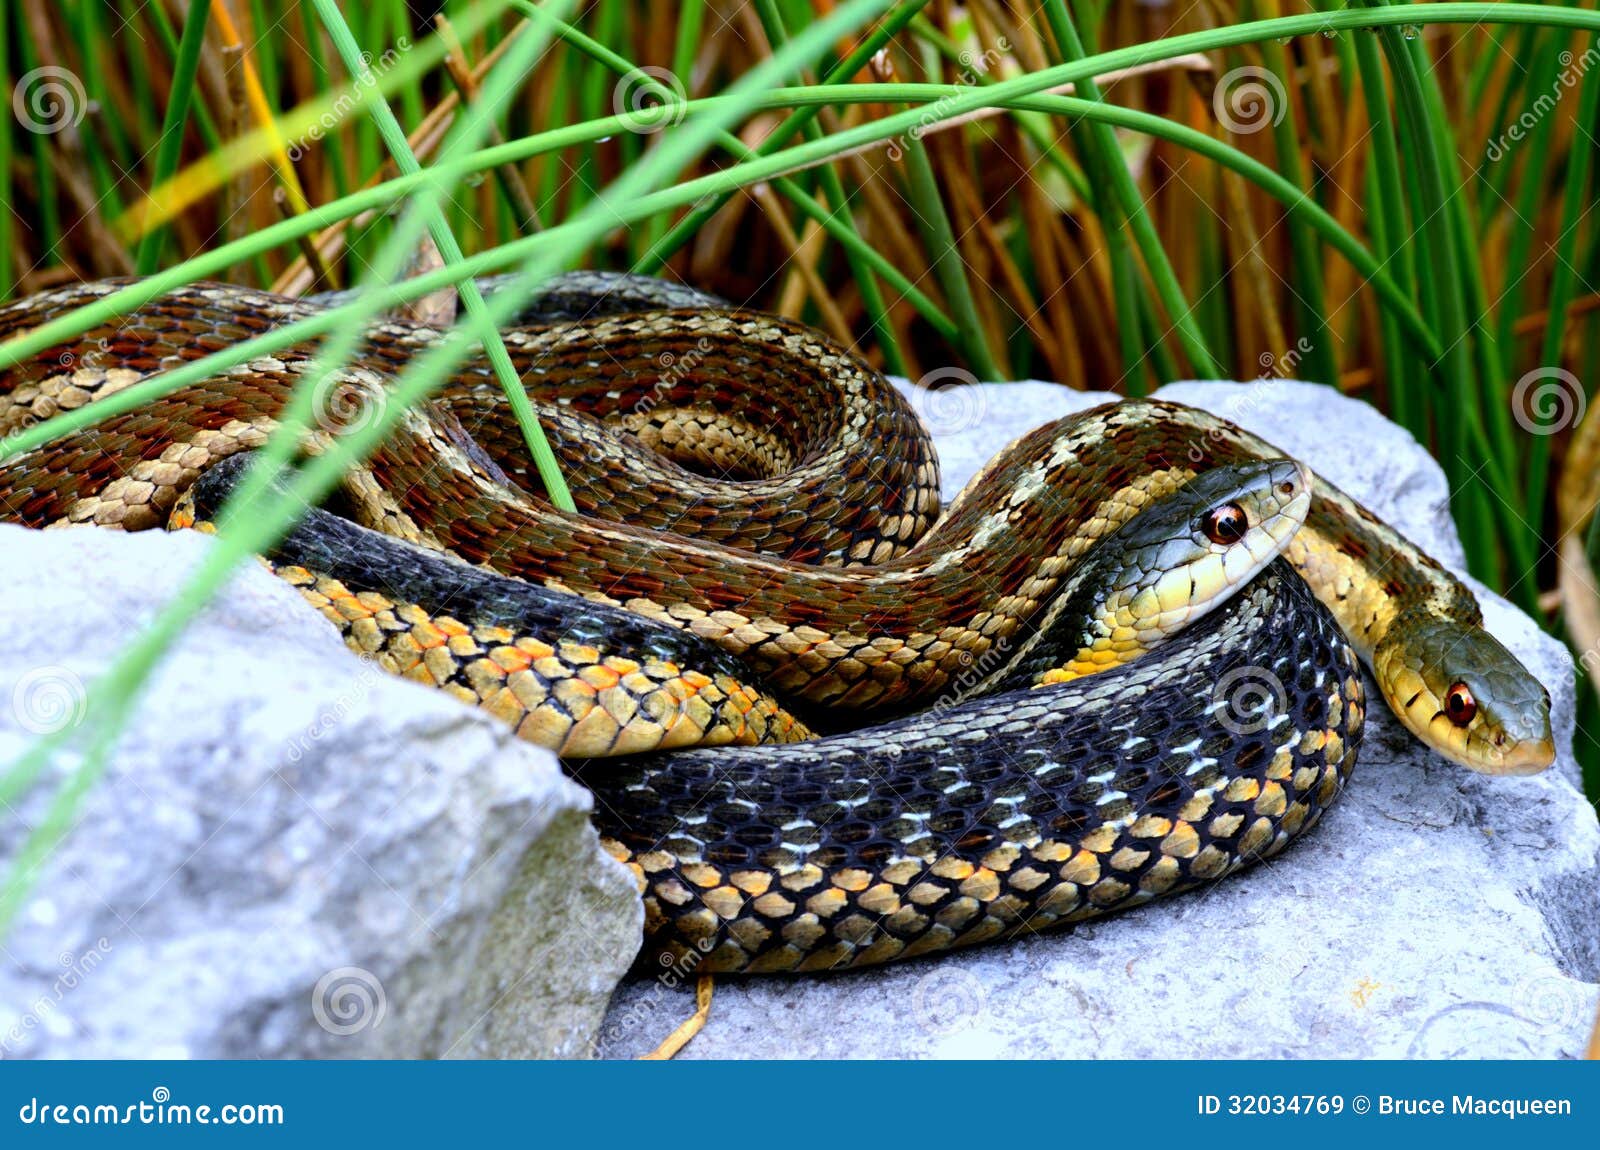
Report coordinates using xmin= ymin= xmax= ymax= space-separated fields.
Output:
xmin=0 ymin=527 xmax=641 ymax=1059
xmin=598 ymin=378 xmax=1600 ymax=1060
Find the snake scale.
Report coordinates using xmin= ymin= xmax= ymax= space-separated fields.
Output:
xmin=0 ymin=273 xmax=1554 ymax=974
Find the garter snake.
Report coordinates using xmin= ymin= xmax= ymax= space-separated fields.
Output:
xmin=0 ymin=275 xmax=1555 ymax=973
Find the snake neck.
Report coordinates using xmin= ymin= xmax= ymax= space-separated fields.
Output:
xmin=1167 ymin=401 xmax=1482 ymax=665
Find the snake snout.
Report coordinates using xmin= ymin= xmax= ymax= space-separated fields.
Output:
xmin=1251 ymin=458 xmax=1314 ymax=531
xmin=1373 ymin=618 xmax=1555 ymax=775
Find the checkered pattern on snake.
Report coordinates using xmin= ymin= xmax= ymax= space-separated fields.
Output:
xmin=0 ymin=274 xmax=1553 ymax=971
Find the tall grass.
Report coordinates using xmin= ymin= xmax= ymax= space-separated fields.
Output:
xmin=3 ymin=1 xmax=1600 ymax=926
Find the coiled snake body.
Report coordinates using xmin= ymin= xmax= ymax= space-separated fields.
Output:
xmin=0 ymin=275 xmax=1554 ymax=974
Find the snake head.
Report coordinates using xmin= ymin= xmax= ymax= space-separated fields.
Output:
xmin=1186 ymin=457 xmax=1312 ymax=565
xmin=1123 ymin=454 xmax=1310 ymax=571
xmin=1372 ymin=617 xmax=1554 ymax=775
xmin=985 ymin=458 xmax=1313 ymax=690
xmin=1087 ymin=458 xmax=1312 ymax=641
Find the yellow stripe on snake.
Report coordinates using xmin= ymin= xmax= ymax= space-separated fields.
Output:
xmin=0 ymin=275 xmax=1553 ymax=974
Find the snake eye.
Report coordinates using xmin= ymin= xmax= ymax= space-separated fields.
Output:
xmin=1445 ymin=682 xmax=1477 ymax=727
xmin=1203 ymin=502 xmax=1250 ymax=545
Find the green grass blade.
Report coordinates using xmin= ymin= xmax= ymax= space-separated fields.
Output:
xmin=135 ymin=0 xmax=211 ymax=275
xmin=635 ymin=0 xmax=931 ymax=274
xmin=311 ymin=0 xmax=578 ymax=512
xmin=0 ymin=0 xmax=899 ymax=932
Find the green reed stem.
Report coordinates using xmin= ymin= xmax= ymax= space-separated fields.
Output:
xmin=311 ymin=0 xmax=577 ymax=512
xmin=1352 ymin=25 xmax=1417 ymax=436
xmin=516 ymin=0 xmax=949 ymax=349
xmin=897 ymin=96 xmax=1002 ymax=378
xmin=0 ymin=0 xmax=898 ymax=936
xmin=1040 ymin=0 xmax=1175 ymax=390
xmin=1491 ymin=32 xmax=1564 ymax=361
xmin=3 ymin=79 xmax=1461 ymax=480
xmin=635 ymin=0 xmax=932 ymax=274
xmin=0 ymin=80 xmax=1452 ymax=474
xmin=1256 ymin=29 xmax=1337 ymax=385
xmin=1528 ymin=36 xmax=1600 ymax=535
xmin=751 ymin=0 xmax=907 ymax=374
xmin=135 ymin=0 xmax=211 ymax=275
